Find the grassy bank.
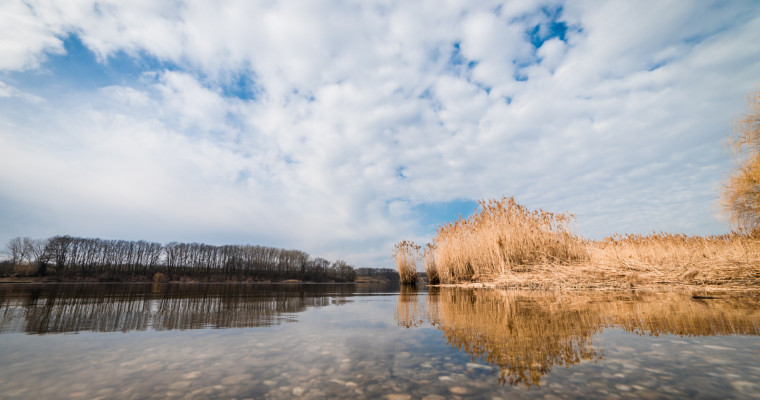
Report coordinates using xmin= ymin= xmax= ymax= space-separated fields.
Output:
xmin=395 ymin=197 xmax=760 ymax=289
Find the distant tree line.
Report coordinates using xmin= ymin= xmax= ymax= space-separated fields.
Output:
xmin=0 ymin=235 xmax=356 ymax=282
xmin=355 ymin=267 xmax=400 ymax=283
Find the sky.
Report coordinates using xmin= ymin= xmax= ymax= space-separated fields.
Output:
xmin=1 ymin=1 xmax=759 ymax=268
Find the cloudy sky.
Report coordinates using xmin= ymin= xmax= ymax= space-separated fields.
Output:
xmin=1 ymin=1 xmax=759 ymax=267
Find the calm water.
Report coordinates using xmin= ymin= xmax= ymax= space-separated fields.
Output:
xmin=1 ymin=284 xmax=759 ymax=399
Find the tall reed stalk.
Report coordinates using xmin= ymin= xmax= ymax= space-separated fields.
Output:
xmin=393 ymin=240 xmax=420 ymax=284
xmin=423 ymin=243 xmax=439 ymax=284
xmin=395 ymin=196 xmax=760 ymax=288
xmin=432 ymin=197 xmax=587 ymax=283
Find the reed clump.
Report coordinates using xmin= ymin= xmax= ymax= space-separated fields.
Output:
xmin=395 ymin=196 xmax=760 ymax=289
xmin=393 ymin=240 xmax=420 ymax=284
xmin=431 ymin=196 xmax=588 ymax=283
xmin=422 ymin=243 xmax=440 ymax=284
xmin=589 ymin=231 xmax=760 ymax=288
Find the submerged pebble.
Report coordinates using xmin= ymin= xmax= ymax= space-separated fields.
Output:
xmin=466 ymin=363 xmax=491 ymax=370
xmin=449 ymin=386 xmax=468 ymax=394
xmin=614 ymin=384 xmax=631 ymax=391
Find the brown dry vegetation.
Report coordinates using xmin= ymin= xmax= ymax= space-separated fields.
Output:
xmin=397 ymin=196 xmax=760 ymax=289
xmin=422 ymin=243 xmax=439 ymax=284
xmin=586 ymin=232 xmax=760 ymax=289
xmin=393 ymin=240 xmax=420 ymax=284
xmin=722 ymin=90 xmax=760 ymax=232
xmin=395 ymin=288 xmax=760 ymax=386
xmin=431 ymin=197 xmax=587 ymax=284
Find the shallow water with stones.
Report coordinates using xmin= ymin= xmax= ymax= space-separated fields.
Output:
xmin=1 ymin=283 xmax=759 ymax=399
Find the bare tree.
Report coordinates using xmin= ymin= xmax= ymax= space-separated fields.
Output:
xmin=4 ymin=237 xmax=27 ymax=265
xmin=723 ymin=90 xmax=760 ymax=233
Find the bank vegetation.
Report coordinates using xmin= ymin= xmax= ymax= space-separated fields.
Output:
xmin=394 ymin=196 xmax=759 ymax=289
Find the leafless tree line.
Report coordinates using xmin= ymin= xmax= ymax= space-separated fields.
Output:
xmin=355 ymin=267 xmax=400 ymax=283
xmin=1 ymin=235 xmax=356 ymax=282
xmin=0 ymin=283 xmax=358 ymax=334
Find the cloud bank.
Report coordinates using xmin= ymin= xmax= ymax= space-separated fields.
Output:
xmin=1 ymin=0 xmax=759 ymax=267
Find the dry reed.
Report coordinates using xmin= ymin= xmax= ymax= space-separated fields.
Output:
xmin=431 ymin=196 xmax=587 ymax=283
xmin=393 ymin=240 xmax=420 ymax=284
xmin=588 ymin=231 xmax=760 ymax=288
xmin=397 ymin=196 xmax=760 ymax=289
xmin=422 ymin=243 xmax=439 ymax=284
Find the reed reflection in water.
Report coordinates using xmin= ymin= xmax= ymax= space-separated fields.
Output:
xmin=396 ymin=287 xmax=760 ymax=387
xmin=0 ymin=283 xmax=366 ymax=334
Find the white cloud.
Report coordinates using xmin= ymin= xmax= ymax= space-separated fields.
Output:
xmin=0 ymin=0 xmax=66 ymax=70
xmin=0 ymin=80 xmax=44 ymax=103
xmin=537 ymin=38 xmax=566 ymax=72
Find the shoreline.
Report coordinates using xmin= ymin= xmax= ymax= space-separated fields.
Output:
xmin=424 ymin=259 xmax=760 ymax=291
xmin=432 ymin=282 xmax=760 ymax=292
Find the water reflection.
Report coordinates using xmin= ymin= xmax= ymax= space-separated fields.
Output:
xmin=395 ymin=285 xmax=425 ymax=328
xmin=0 ymin=284 xmax=759 ymax=398
xmin=397 ymin=287 xmax=760 ymax=387
xmin=0 ymin=283 xmax=383 ymax=334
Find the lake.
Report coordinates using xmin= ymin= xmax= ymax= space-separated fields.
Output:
xmin=1 ymin=283 xmax=759 ymax=399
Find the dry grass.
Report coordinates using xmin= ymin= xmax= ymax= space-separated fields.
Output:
xmin=395 ymin=288 xmax=760 ymax=386
xmin=432 ymin=197 xmax=587 ymax=283
xmin=587 ymin=232 xmax=760 ymax=288
xmin=396 ymin=196 xmax=760 ymax=289
xmin=422 ymin=243 xmax=439 ymax=284
xmin=393 ymin=240 xmax=419 ymax=284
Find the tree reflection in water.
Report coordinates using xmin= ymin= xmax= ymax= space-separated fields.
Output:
xmin=397 ymin=287 xmax=760 ymax=387
xmin=0 ymin=283 xmax=363 ymax=334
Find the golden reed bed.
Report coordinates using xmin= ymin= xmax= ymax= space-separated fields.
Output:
xmin=395 ymin=197 xmax=760 ymax=289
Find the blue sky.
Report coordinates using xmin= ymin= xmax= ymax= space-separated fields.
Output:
xmin=1 ymin=1 xmax=759 ymax=268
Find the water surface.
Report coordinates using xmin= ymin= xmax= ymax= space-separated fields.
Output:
xmin=1 ymin=283 xmax=759 ymax=399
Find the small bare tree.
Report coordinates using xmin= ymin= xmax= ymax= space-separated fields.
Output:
xmin=26 ymin=238 xmax=49 ymax=267
xmin=722 ymin=90 xmax=760 ymax=233
xmin=4 ymin=237 xmax=27 ymax=265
